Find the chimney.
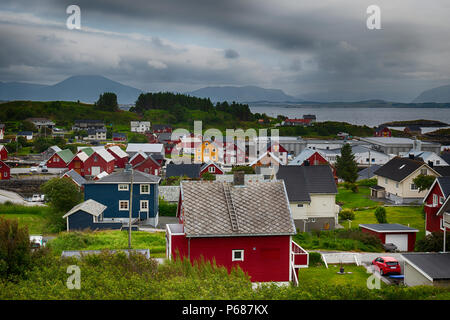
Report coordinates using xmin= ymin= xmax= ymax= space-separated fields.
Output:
xmin=409 ymin=154 xmax=415 ymax=160
xmin=124 ymin=163 xmax=132 ymax=172
xmin=428 ymin=160 xmax=434 ymax=168
xmin=303 ymin=160 xmax=310 ymax=166
xmin=233 ymin=171 xmax=245 ymax=186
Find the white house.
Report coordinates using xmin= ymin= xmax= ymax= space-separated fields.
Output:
xmin=400 ymin=150 xmax=449 ymax=167
xmin=319 ymin=145 xmax=391 ymax=166
xmin=130 ymin=121 xmax=151 ymax=133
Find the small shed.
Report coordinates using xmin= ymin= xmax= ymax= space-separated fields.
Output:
xmin=63 ymin=199 xmax=122 ymax=231
xmin=401 ymin=253 xmax=450 ymax=287
xmin=360 ymin=223 xmax=418 ymax=252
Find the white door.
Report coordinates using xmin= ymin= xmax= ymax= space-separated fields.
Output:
xmin=385 ymin=234 xmax=408 ymax=251
xmin=91 ymin=166 xmax=101 ymax=176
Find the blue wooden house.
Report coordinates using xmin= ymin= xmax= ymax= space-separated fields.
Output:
xmin=84 ymin=168 xmax=161 ymax=227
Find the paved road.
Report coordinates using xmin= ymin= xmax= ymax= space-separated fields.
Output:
xmin=11 ymin=168 xmax=67 ymax=175
xmin=0 ymin=189 xmax=46 ymax=206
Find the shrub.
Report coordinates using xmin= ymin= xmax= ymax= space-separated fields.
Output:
xmin=0 ymin=218 xmax=31 ymax=279
xmin=415 ymin=232 xmax=450 ymax=252
xmin=339 ymin=209 xmax=355 ymax=221
xmin=159 ymin=199 xmax=177 ymax=216
xmin=374 ymin=207 xmax=388 ymax=223
xmin=357 ymin=178 xmax=377 ymax=187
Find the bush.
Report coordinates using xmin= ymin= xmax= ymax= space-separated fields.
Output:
xmin=374 ymin=207 xmax=387 ymax=223
xmin=159 ymin=199 xmax=177 ymax=217
xmin=339 ymin=209 xmax=355 ymax=221
xmin=0 ymin=218 xmax=31 ymax=279
xmin=357 ymin=178 xmax=377 ymax=187
xmin=415 ymin=232 xmax=450 ymax=252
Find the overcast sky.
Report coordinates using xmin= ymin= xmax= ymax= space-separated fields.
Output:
xmin=1 ymin=0 xmax=450 ymax=102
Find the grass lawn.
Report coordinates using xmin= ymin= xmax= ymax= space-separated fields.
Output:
xmin=0 ymin=204 xmax=50 ymax=234
xmin=47 ymin=230 xmax=167 ymax=258
xmin=336 ymin=186 xmax=382 ymax=209
xmin=298 ymin=265 xmax=375 ymax=288
xmin=343 ymin=206 xmax=426 ymax=241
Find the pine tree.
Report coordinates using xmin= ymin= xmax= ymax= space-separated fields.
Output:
xmin=335 ymin=143 xmax=358 ymax=183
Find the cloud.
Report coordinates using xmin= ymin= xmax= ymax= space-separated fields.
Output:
xmin=224 ymin=49 xmax=239 ymax=59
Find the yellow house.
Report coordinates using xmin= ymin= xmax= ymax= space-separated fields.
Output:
xmin=194 ymin=141 xmax=219 ymax=163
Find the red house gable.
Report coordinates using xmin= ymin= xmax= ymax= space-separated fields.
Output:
xmin=133 ymin=156 xmax=161 ymax=176
xmin=106 ymin=146 xmax=129 ymax=168
xmin=0 ymin=160 xmax=10 ymax=180
xmin=374 ymin=126 xmax=392 ymax=137
xmin=166 ymin=180 xmax=308 ymax=284
xmin=0 ymin=145 xmax=7 ymax=161
xmin=129 ymin=151 xmax=147 ymax=167
xmin=200 ymin=162 xmax=224 ymax=176
xmin=423 ymin=177 xmax=450 ymax=234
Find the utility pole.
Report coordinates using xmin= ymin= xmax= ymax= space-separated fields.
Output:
xmin=128 ymin=166 xmax=133 ymax=249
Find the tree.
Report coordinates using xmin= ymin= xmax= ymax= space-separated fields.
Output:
xmin=335 ymin=143 xmax=358 ymax=184
xmin=413 ymin=175 xmax=436 ymax=192
xmin=96 ymin=92 xmax=119 ymax=112
xmin=41 ymin=178 xmax=83 ymax=232
xmin=0 ymin=218 xmax=31 ymax=278
xmin=20 ymin=120 xmax=37 ymax=133
xmin=230 ymin=166 xmax=255 ymax=174
xmin=129 ymin=133 xmax=149 ymax=143
xmin=374 ymin=207 xmax=387 ymax=224
xmin=201 ymin=172 xmax=216 ymax=181
xmin=416 ymin=232 xmax=450 ymax=252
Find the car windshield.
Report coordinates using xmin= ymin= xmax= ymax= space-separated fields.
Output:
xmin=386 ymin=261 xmax=398 ymax=266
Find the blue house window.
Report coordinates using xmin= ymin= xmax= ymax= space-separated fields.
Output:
xmin=118 ymin=184 xmax=129 ymax=191
xmin=140 ymin=184 xmax=150 ymax=194
xmin=119 ymin=200 xmax=129 ymax=210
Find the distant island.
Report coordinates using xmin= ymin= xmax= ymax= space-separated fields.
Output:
xmin=380 ymin=119 xmax=449 ymax=127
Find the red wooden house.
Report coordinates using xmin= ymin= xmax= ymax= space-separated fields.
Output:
xmin=0 ymin=160 xmax=10 ymax=180
xmin=106 ymin=146 xmax=129 ymax=168
xmin=152 ymin=124 xmax=173 ymax=134
xmin=283 ymin=118 xmax=312 ymax=126
xmin=0 ymin=145 xmax=7 ymax=160
xmin=374 ymin=126 xmax=392 ymax=137
xmin=423 ymin=177 xmax=450 ymax=234
xmin=132 ymin=155 xmax=161 ymax=176
xmin=289 ymin=149 xmax=337 ymax=183
xmin=200 ymin=162 xmax=224 ymax=176
xmin=46 ymin=149 xmax=74 ymax=168
xmin=68 ymin=148 xmax=115 ymax=177
xmin=166 ymin=178 xmax=309 ymax=285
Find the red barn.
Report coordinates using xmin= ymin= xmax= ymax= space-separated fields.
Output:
xmin=46 ymin=149 xmax=74 ymax=168
xmin=166 ymin=178 xmax=309 ymax=285
xmin=0 ymin=145 xmax=7 ymax=160
xmin=129 ymin=150 xmax=148 ymax=167
xmin=200 ymin=162 xmax=224 ymax=176
xmin=132 ymin=155 xmax=161 ymax=176
xmin=106 ymin=146 xmax=129 ymax=168
xmin=423 ymin=177 xmax=450 ymax=234
xmin=374 ymin=126 xmax=392 ymax=137
xmin=360 ymin=224 xmax=418 ymax=252
xmin=0 ymin=160 xmax=10 ymax=180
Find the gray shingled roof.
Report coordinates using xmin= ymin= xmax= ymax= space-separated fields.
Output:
xmin=437 ymin=176 xmax=450 ymax=198
xmin=357 ymin=165 xmax=381 ymax=181
xmin=359 ymin=223 xmax=418 ymax=233
xmin=181 ymin=181 xmax=295 ymax=237
xmin=402 ymin=253 xmax=450 ymax=280
xmin=86 ymin=169 xmax=160 ymax=184
xmin=434 ymin=166 xmax=450 ymax=177
xmin=374 ymin=157 xmax=426 ymax=182
xmin=276 ymin=165 xmax=337 ymax=202
xmin=63 ymin=199 xmax=107 ymax=218
xmin=63 ymin=169 xmax=87 ymax=187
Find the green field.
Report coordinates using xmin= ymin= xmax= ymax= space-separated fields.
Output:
xmin=47 ymin=230 xmax=167 ymax=257
xmin=0 ymin=204 xmax=51 ymax=234
xmin=298 ymin=265 xmax=376 ymax=288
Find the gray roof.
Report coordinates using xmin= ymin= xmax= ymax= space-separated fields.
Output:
xmin=166 ymin=163 xmax=201 ymax=179
xmin=441 ymin=152 xmax=450 ymax=165
xmin=434 ymin=166 xmax=450 ymax=177
xmin=357 ymin=165 xmax=381 ymax=181
xmin=158 ymin=186 xmax=180 ymax=202
xmin=374 ymin=157 xmax=427 ymax=182
xmin=63 ymin=169 xmax=87 ymax=187
xmin=276 ymin=165 xmax=337 ymax=202
xmin=86 ymin=169 xmax=160 ymax=184
xmin=359 ymin=223 xmax=418 ymax=233
xmin=180 ymin=181 xmax=296 ymax=237
xmin=402 ymin=253 xmax=450 ymax=280
xmin=63 ymin=199 xmax=107 ymax=218
xmin=437 ymin=176 xmax=450 ymax=198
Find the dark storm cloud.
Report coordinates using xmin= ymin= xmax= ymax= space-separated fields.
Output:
xmin=224 ymin=49 xmax=239 ymax=59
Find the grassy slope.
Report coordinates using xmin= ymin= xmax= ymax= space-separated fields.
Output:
xmin=47 ymin=230 xmax=167 ymax=257
xmin=336 ymin=186 xmax=382 ymax=209
xmin=298 ymin=265 xmax=376 ymax=288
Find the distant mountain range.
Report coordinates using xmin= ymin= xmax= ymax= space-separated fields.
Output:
xmin=187 ymin=85 xmax=300 ymax=103
xmin=0 ymin=75 xmax=143 ymax=104
xmin=413 ymin=84 xmax=450 ymax=103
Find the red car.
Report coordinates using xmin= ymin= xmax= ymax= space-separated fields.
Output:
xmin=371 ymin=256 xmax=401 ymax=276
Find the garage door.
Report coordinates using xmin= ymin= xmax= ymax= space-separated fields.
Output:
xmin=91 ymin=166 xmax=101 ymax=176
xmin=385 ymin=234 xmax=408 ymax=251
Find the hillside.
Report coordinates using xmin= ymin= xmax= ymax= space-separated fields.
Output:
xmin=188 ymin=85 xmax=298 ymax=103
xmin=413 ymin=84 xmax=450 ymax=103
xmin=0 ymin=75 xmax=143 ymax=104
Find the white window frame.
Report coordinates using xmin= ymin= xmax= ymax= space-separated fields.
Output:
xmin=118 ymin=184 xmax=129 ymax=191
xmin=411 ymin=183 xmax=418 ymax=191
xmin=140 ymin=184 xmax=150 ymax=194
xmin=119 ymin=200 xmax=129 ymax=211
xmin=440 ymin=218 xmax=445 ymax=231
xmin=433 ymin=194 xmax=438 ymax=207
xmin=140 ymin=200 xmax=149 ymax=212
xmin=208 ymin=166 xmax=215 ymax=173
xmin=232 ymin=249 xmax=244 ymax=262
xmin=439 ymin=196 xmax=445 ymax=205
xmin=420 ymin=169 xmax=427 ymax=175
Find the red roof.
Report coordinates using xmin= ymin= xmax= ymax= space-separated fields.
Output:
xmin=285 ymin=118 xmax=312 ymax=124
